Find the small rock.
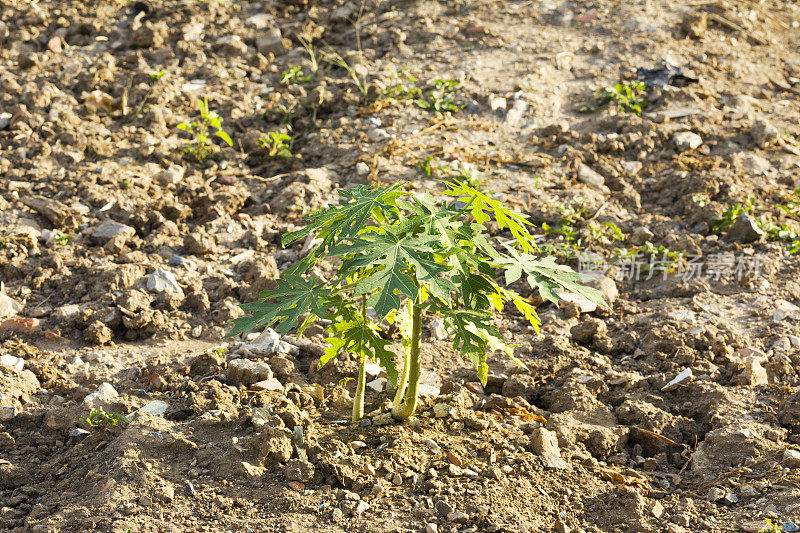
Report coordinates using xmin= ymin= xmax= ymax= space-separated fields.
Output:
xmin=226 ymin=359 xmax=273 ymax=386
xmin=243 ymin=328 xmax=298 ymax=357
xmin=661 ymin=368 xmax=693 ymax=392
xmin=0 ymin=406 xmax=20 ymax=421
xmin=429 ymin=318 xmax=448 ymax=340
xmin=751 ymin=117 xmax=780 ymax=148
xmin=577 ymin=165 xmax=607 ymax=192
xmin=773 ymin=299 xmax=800 ymax=322
xmin=83 ymin=382 xmax=119 ymax=407
xmin=287 ymin=481 xmax=305 ymax=491
xmin=331 ymin=508 xmax=344 ymax=521
xmin=783 ymin=449 xmax=800 ymax=468
xmin=464 ymin=414 xmax=490 ymax=431
xmin=154 ymin=165 xmax=185 ymax=186
xmin=465 ymin=382 xmax=484 ymax=395
xmin=269 ymin=355 xmax=296 ymax=378
xmin=673 ymin=131 xmax=703 ymax=151
xmin=255 ymin=28 xmax=285 ymax=55
xmin=739 ymin=484 xmax=758 ymax=498
xmin=725 ymin=214 xmax=764 ymax=243
xmin=445 ymin=451 xmax=463 ymax=468
xmin=555 ymin=520 xmax=571 ymax=533
xmin=355 ymin=162 xmax=370 ymax=176
xmin=623 ymin=160 xmax=643 ymax=175
xmin=433 ymin=403 xmax=455 ymax=418
xmin=556 ymin=289 xmax=597 ymax=313
xmin=145 ymin=269 xmax=184 ymax=298
xmin=650 ymin=500 xmax=665 ymax=518
xmin=367 ymin=128 xmax=390 ymax=142
xmin=372 ymin=413 xmax=394 ymax=426
xmin=69 ymin=427 xmax=90 ymax=439
xmin=570 ymin=317 xmax=607 ymax=344
xmin=84 ymin=321 xmax=113 ymax=345
xmin=353 ymin=501 xmax=370 ymax=516
xmin=91 ymin=220 xmax=135 ymax=245
xmin=630 ymin=226 xmax=654 ymax=246
xmin=426 ymin=524 xmax=439 ymax=533
xmin=681 ymin=12 xmax=707 ymax=38
xmin=447 ymin=511 xmax=469 ymax=523
xmin=0 ymin=354 xmax=24 ymax=371
xmin=722 ymin=492 xmax=739 ymax=505
xmin=285 ymin=459 xmax=315 ymax=483
xmin=741 ymin=153 xmax=770 ymax=173
xmin=435 ymin=500 xmax=454 ymax=517
xmin=489 ymin=96 xmax=507 ymax=114
xmin=505 ymin=99 xmax=528 ymax=126
xmin=0 ymin=284 xmax=22 ymax=319
xmin=531 ymin=428 xmax=569 ymax=469
xmin=732 ymin=359 xmax=768 ymax=386
xmin=240 ymin=461 xmax=265 ymax=479
xmin=136 ymin=400 xmax=168 ymax=417
xmin=707 ymin=486 xmax=725 ymax=502
xmin=422 ymin=438 xmax=441 ymax=453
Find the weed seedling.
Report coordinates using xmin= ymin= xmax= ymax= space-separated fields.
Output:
xmin=384 ymin=68 xmax=421 ymax=100
xmin=580 ymin=81 xmax=648 ymax=116
xmin=177 ymin=97 xmax=233 ymax=162
xmin=280 ymin=65 xmax=313 ymax=85
xmin=325 ymin=52 xmax=368 ymax=98
xmin=81 ymin=408 xmax=130 ymax=429
xmin=259 ymin=131 xmax=293 ymax=158
xmin=134 ymin=70 xmax=167 ymax=117
xmin=417 ymin=79 xmax=462 ymax=113
xmin=710 ymin=198 xmax=756 ymax=233
xmin=228 ymin=180 xmax=607 ymax=422
xmin=53 ymin=232 xmax=71 ymax=246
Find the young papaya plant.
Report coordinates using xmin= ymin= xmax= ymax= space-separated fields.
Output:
xmin=226 ymin=180 xmax=607 ymax=422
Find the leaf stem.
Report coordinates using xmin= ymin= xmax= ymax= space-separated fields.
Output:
xmin=391 ymin=297 xmax=422 ymax=420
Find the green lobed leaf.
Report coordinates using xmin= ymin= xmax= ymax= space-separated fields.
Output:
xmin=224 ymin=273 xmax=332 ymax=338
xmin=442 ymin=179 xmax=537 ymax=252
xmin=320 ymin=316 xmax=398 ymax=386
xmin=494 ymin=247 xmax=609 ymax=309
xmin=283 ymin=182 xmax=405 ymax=250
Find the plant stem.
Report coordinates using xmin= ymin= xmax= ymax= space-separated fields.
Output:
xmin=392 ymin=340 xmax=410 ymax=406
xmin=352 ymin=295 xmax=368 ymax=422
xmin=391 ymin=298 xmax=422 ymax=420
xmin=352 ymin=351 xmax=366 ymax=422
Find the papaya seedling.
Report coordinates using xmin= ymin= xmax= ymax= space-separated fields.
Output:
xmin=177 ymin=97 xmax=233 ymax=162
xmin=227 ymin=180 xmax=607 ymax=422
xmin=259 ymin=131 xmax=292 ymax=158
xmin=81 ymin=408 xmax=130 ymax=429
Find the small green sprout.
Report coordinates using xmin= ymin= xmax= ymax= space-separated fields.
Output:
xmin=81 ymin=408 xmax=130 ymax=428
xmin=417 ymin=79 xmax=462 ymax=113
xmin=149 ymin=70 xmax=166 ymax=82
xmin=691 ymin=193 xmax=709 ymax=207
xmin=710 ymin=198 xmax=756 ymax=234
xmin=177 ymin=97 xmax=233 ymax=163
xmin=259 ymin=132 xmax=292 ymax=158
xmin=53 ymin=232 xmax=71 ymax=246
xmin=384 ymin=68 xmax=421 ymax=99
xmin=280 ymin=65 xmax=313 ymax=85
xmin=580 ymin=81 xmax=648 ymax=116
xmin=757 ymin=519 xmax=781 ymax=533
xmin=324 ymin=52 xmax=368 ymax=98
